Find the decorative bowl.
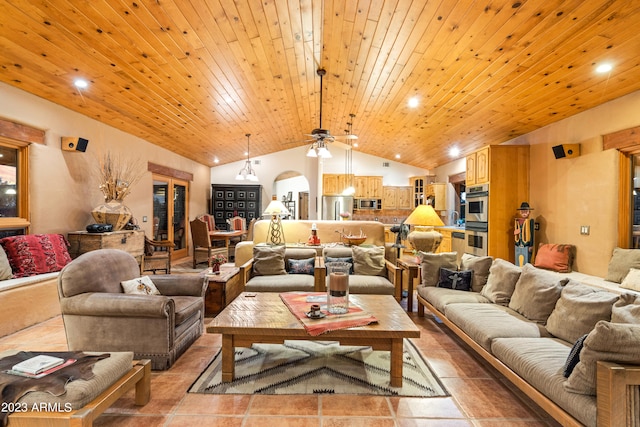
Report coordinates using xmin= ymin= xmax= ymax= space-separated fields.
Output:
xmin=342 ymin=235 xmax=367 ymax=246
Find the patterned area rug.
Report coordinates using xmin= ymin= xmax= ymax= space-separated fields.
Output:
xmin=189 ymin=339 xmax=448 ymax=397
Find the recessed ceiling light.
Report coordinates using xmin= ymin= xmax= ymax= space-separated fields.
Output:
xmin=596 ymin=63 xmax=613 ymax=73
xmin=449 ymin=147 xmax=460 ymax=157
xmin=213 ymin=157 xmax=219 ymax=164
xmin=395 ymin=154 xmax=401 ymax=159
xmin=408 ymin=97 xmax=419 ymax=108
xmin=353 ymin=142 xmax=359 ymax=148
xmin=74 ymin=79 xmax=88 ymax=89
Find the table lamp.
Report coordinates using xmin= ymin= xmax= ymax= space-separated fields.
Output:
xmin=263 ymin=197 xmax=290 ymax=245
xmin=404 ymin=204 xmax=444 ymax=253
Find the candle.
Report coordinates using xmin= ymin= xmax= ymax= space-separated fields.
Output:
xmin=329 ymin=272 xmax=349 ymax=295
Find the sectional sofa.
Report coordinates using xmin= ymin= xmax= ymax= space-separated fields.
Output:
xmin=235 ymin=220 xmax=401 ymax=298
xmin=416 ymin=251 xmax=640 ymax=427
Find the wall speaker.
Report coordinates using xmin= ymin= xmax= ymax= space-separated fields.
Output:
xmin=61 ymin=137 xmax=89 ymax=152
xmin=552 ymin=144 xmax=580 ymax=159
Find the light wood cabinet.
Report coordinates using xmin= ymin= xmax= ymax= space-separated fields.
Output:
xmin=466 ymin=146 xmax=490 ymax=185
xmin=397 ymin=187 xmax=412 ymax=209
xmin=435 ymin=229 xmax=452 ymax=253
xmin=425 ymin=183 xmax=447 ymax=211
xmin=410 ymin=176 xmax=426 ymax=207
xmin=354 ymin=176 xmax=383 ymax=198
xmin=465 ymin=145 xmax=530 ymax=262
xmin=323 ymin=174 xmax=353 ymax=195
xmin=382 ymin=186 xmax=412 ymax=210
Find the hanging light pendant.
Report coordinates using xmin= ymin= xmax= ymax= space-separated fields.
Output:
xmin=235 ymin=133 xmax=258 ymax=181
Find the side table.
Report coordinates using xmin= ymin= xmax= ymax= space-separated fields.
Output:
xmin=397 ymin=255 xmax=420 ymax=312
xmin=205 ymin=266 xmax=241 ymax=316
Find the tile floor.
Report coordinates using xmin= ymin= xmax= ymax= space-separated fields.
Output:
xmin=0 ymin=296 xmax=562 ymax=427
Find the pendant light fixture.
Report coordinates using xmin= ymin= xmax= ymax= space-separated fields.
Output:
xmin=235 ymin=133 xmax=258 ymax=181
xmin=342 ymin=114 xmax=356 ymax=195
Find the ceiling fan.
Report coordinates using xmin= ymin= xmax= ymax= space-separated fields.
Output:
xmin=305 ymin=69 xmax=355 ymax=158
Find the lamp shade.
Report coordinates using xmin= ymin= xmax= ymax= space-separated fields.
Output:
xmin=263 ymin=199 xmax=290 ymax=216
xmin=404 ymin=204 xmax=444 ymax=227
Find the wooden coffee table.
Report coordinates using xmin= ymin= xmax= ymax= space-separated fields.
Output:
xmin=207 ymin=292 xmax=420 ymax=387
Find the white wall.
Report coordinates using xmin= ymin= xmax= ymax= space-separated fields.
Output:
xmin=0 ymin=82 xmax=210 ymax=238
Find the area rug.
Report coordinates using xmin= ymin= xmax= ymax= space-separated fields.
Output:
xmin=189 ymin=339 xmax=448 ymax=397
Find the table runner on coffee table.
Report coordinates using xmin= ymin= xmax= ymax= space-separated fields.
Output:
xmin=280 ymin=292 xmax=378 ymax=336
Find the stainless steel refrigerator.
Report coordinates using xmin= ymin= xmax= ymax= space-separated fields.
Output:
xmin=322 ymin=196 xmax=354 ymax=220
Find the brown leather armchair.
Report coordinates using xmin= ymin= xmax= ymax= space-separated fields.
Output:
xmin=57 ymin=249 xmax=207 ymax=370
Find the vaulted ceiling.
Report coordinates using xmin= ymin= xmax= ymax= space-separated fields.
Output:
xmin=1 ymin=0 xmax=639 ymax=169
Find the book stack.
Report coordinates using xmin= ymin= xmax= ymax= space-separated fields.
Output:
xmin=6 ymin=355 xmax=75 ymax=379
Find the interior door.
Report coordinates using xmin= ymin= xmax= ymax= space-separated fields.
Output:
xmin=153 ymin=175 xmax=189 ymax=260
xmin=299 ymin=192 xmax=309 ymax=220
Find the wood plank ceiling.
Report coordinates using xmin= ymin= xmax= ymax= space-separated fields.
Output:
xmin=1 ymin=0 xmax=639 ymax=169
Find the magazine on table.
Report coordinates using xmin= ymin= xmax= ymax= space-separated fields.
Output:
xmin=6 ymin=356 xmax=76 ymax=379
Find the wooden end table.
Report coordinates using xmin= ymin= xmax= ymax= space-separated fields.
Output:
xmin=397 ymin=255 xmax=420 ymax=312
xmin=207 ymin=292 xmax=419 ymax=387
xmin=204 ymin=266 xmax=241 ymax=316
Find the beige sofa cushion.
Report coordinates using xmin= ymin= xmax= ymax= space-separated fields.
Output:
xmin=352 ymin=246 xmax=385 ymax=276
xmin=620 ymin=267 xmax=640 ymax=292
xmin=480 ymin=258 xmax=521 ymax=305
xmin=252 ymin=245 xmax=286 ymax=276
xmin=546 ymin=280 xmax=618 ymax=343
xmin=419 ymin=251 xmax=457 ymax=287
xmin=605 ymin=247 xmax=640 ymax=283
xmin=460 ymin=253 xmax=493 ymax=292
xmin=565 ymin=321 xmax=640 ymax=395
xmin=611 ymin=293 xmax=640 ymax=324
xmin=508 ymin=264 xmax=568 ymax=324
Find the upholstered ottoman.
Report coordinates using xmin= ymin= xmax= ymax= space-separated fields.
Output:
xmin=0 ymin=350 xmax=150 ymax=427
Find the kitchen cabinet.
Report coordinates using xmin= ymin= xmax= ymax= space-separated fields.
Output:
xmin=465 ymin=145 xmax=530 ymax=262
xmin=323 ymin=174 xmax=353 ymax=195
xmin=466 ymin=146 xmax=489 ymax=185
xmin=425 ymin=183 xmax=447 ymax=211
xmin=435 ymin=228 xmax=452 ymax=253
xmin=354 ymin=176 xmax=383 ymax=198
xmin=410 ymin=176 xmax=425 ymax=207
xmin=382 ymin=186 xmax=412 ymax=210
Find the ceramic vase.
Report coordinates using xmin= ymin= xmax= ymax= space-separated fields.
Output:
xmin=91 ymin=200 xmax=132 ymax=231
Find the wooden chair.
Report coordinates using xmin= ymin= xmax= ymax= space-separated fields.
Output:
xmin=190 ymin=218 xmax=226 ymax=268
xmin=143 ymin=237 xmax=174 ymax=274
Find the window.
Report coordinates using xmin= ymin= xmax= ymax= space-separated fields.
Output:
xmin=0 ymin=137 xmax=29 ymax=235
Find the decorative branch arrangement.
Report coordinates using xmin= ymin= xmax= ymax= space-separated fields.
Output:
xmin=96 ymin=152 xmax=145 ymax=202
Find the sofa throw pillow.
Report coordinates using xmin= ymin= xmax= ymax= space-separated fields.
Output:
xmin=620 ymin=267 xmax=640 ymax=292
xmin=352 ymin=246 xmax=385 ymax=276
xmin=0 ymin=245 xmax=13 ymax=280
xmin=419 ymin=251 xmax=457 ymax=287
xmin=605 ymin=247 xmax=640 ymax=283
xmin=508 ymin=264 xmax=568 ymax=323
xmin=0 ymin=234 xmax=72 ymax=278
xmin=564 ymin=321 xmax=640 ymax=395
xmin=546 ymin=280 xmax=618 ymax=343
xmin=533 ymin=243 xmax=575 ymax=273
xmin=480 ymin=258 xmax=522 ymax=305
xmin=287 ymin=257 xmax=315 ymax=275
xmin=437 ymin=268 xmax=472 ymax=291
xmin=252 ymin=245 xmax=286 ymax=276
xmin=460 ymin=253 xmax=493 ymax=292
xmin=325 ymin=256 xmax=353 ymax=274
xmin=121 ymin=276 xmax=161 ymax=295
xmin=562 ymin=334 xmax=588 ymax=378
xmin=611 ymin=293 xmax=640 ymax=324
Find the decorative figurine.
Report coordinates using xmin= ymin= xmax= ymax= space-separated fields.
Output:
xmin=308 ymin=222 xmax=321 ymax=245
xmin=514 ymin=202 xmax=535 ymax=267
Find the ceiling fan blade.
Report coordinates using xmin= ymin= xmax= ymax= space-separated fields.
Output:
xmin=334 ymin=134 xmax=358 ymax=140
xmin=330 ymin=140 xmax=352 ymax=150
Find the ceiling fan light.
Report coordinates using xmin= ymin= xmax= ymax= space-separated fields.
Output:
xmin=306 ymin=145 xmax=318 ymax=157
xmin=318 ymin=146 xmax=332 ymax=158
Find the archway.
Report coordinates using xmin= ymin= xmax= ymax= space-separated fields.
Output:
xmin=272 ymin=171 xmax=310 ymax=220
